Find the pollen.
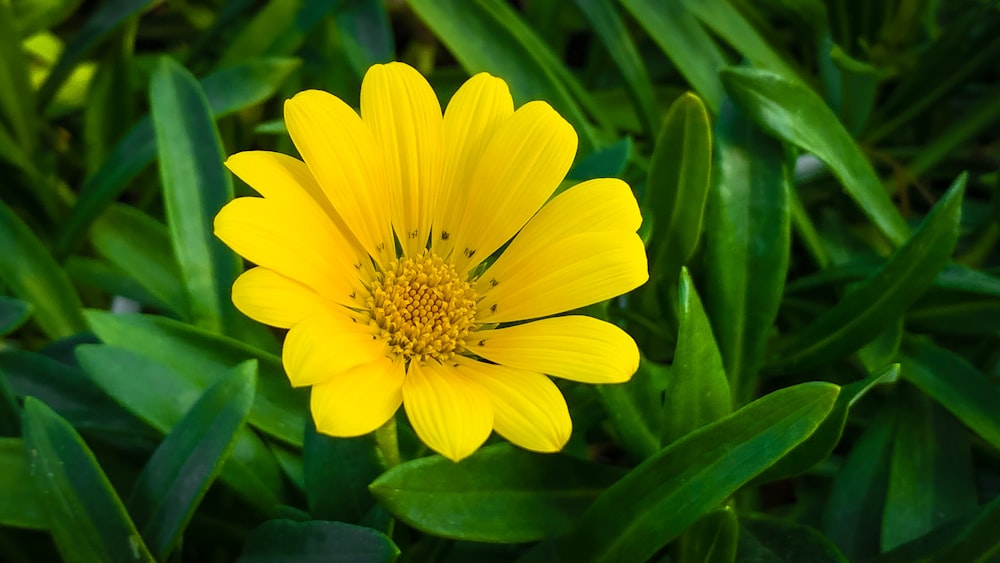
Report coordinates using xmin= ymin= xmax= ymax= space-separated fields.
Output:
xmin=368 ymin=251 xmax=478 ymax=362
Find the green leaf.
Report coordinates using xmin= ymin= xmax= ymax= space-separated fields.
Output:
xmin=239 ymin=519 xmax=399 ymax=563
xmin=566 ymin=137 xmax=632 ymax=182
xmin=597 ymin=358 xmax=668 ymax=461
xmin=22 ymin=397 xmax=154 ymax=562
xmin=573 ymin=0 xmax=659 ymax=136
xmin=0 ymin=1 xmax=36 ymax=153
xmin=663 ymin=269 xmax=731 ymax=443
xmin=0 ymin=438 xmax=47 ymax=529
xmin=881 ymin=387 xmax=977 ymax=551
xmin=370 ymin=444 xmax=625 ymax=543
xmin=91 ymin=205 xmax=189 ymax=319
xmin=332 ymin=0 xmax=394 ymax=75
xmin=645 ymin=93 xmax=713 ymax=303
xmin=871 ymin=493 xmax=1000 ymax=563
xmin=822 ymin=406 xmax=895 ymax=560
xmin=720 ymin=67 xmax=909 ymax=246
xmin=36 ymin=0 xmax=156 ymax=109
xmin=901 ymin=339 xmax=1000 ymax=451
xmin=304 ymin=426 xmax=384 ymax=523
xmin=0 ymin=296 xmax=32 ymax=336
xmin=769 ymin=174 xmax=965 ymax=372
xmin=150 ymin=56 xmax=237 ymax=333
xmin=555 ymin=382 xmax=839 ymax=562
xmin=621 ymin=0 xmax=728 ymax=112
xmin=676 ymin=507 xmax=739 ymax=563
xmin=737 ymin=514 xmax=848 ymax=562
xmin=0 ymin=200 xmax=86 ymax=339
xmin=57 ymin=57 xmax=300 ymax=255
xmin=85 ymin=310 xmax=306 ymax=447
xmin=127 ymin=361 xmax=257 ymax=561
xmin=10 ymin=0 xmax=81 ymax=37
xmin=756 ymin=364 xmax=898 ymax=483
xmin=704 ymin=101 xmax=790 ymax=403
xmin=407 ymin=0 xmax=599 ymax=150
xmin=83 ymin=21 xmax=135 ymax=173
xmin=820 ymin=40 xmax=879 ymax=135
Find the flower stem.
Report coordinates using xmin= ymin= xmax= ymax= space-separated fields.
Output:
xmin=375 ymin=416 xmax=401 ymax=468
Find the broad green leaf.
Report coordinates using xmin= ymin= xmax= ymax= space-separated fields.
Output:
xmin=566 ymin=137 xmax=632 ymax=182
xmin=822 ymin=406 xmax=895 ymax=560
xmin=0 ymin=200 xmax=85 ymax=339
xmin=91 ymin=205 xmax=189 ymax=319
xmin=663 ymin=269 xmax=731 ymax=444
xmin=0 ymin=438 xmax=46 ymax=529
xmin=737 ymin=514 xmax=848 ymax=562
xmin=408 ymin=0 xmax=599 ymax=150
xmin=769 ymin=175 xmax=964 ymax=372
xmin=76 ymin=344 xmax=283 ymax=515
xmin=573 ymin=0 xmax=659 ymax=136
xmin=704 ymin=101 xmax=789 ymax=403
xmin=0 ymin=1 xmax=36 ymax=153
xmin=66 ymin=257 xmax=173 ymax=312
xmin=871 ymin=493 xmax=1000 ymax=563
xmin=304 ymin=425 xmax=384 ymax=523
xmin=57 ymin=57 xmax=300 ymax=255
xmin=721 ymin=67 xmax=909 ymax=246
xmin=756 ymin=364 xmax=898 ymax=483
xmin=36 ymin=0 xmax=156 ymax=109
xmin=150 ymin=56 xmax=237 ymax=333
xmin=881 ymin=387 xmax=977 ymax=551
xmin=555 ymin=382 xmax=838 ymax=562
xmin=645 ymin=93 xmax=713 ymax=303
xmin=597 ymin=358 xmax=668 ymax=460
xmin=676 ymin=507 xmax=739 ymax=563
xmin=128 ymin=361 xmax=257 ymax=561
xmin=621 ymin=0 xmax=727 ymax=112
xmin=901 ymin=339 xmax=1000 ymax=451
xmin=22 ymin=398 xmax=154 ymax=562
xmin=0 ymin=296 xmax=32 ymax=336
xmin=85 ymin=310 xmax=306 ymax=446
xmin=239 ymin=519 xmax=399 ymax=563
xmin=370 ymin=444 xmax=625 ymax=543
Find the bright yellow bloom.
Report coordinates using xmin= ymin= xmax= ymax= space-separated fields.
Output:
xmin=214 ymin=62 xmax=647 ymax=461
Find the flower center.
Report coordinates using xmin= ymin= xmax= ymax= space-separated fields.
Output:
xmin=368 ymin=251 xmax=478 ymax=362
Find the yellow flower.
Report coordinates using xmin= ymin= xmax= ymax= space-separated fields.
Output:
xmin=214 ymin=62 xmax=648 ymax=462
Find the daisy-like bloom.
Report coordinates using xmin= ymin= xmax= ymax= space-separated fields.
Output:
xmin=214 ymin=62 xmax=647 ymax=462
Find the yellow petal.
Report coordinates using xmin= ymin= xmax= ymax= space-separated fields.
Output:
xmin=361 ymin=62 xmax=444 ymax=256
xmin=214 ymin=197 xmax=365 ymax=306
xmin=225 ymin=150 xmax=366 ymax=260
xmin=441 ymin=101 xmax=577 ymax=274
xmin=432 ymin=73 xmax=514 ymax=256
xmin=455 ymin=357 xmax=571 ymax=453
xmin=471 ymin=316 xmax=639 ymax=384
xmin=284 ymin=89 xmax=394 ymax=263
xmin=477 ymin=232 xmax=648 ymax=322
xmin=282 ymin=311 xmax=387 ymax=387
xmin=311 ymin=356 xmax=405 ymax=437
xmin=402 ymin=361 xmax=493 ymax=462
xmin=232 ymin=267 xmax=329 ymax=329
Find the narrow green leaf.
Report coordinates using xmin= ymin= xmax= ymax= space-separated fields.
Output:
xmin=22 ymin=398 xmax=154 ymax=562
xmin=76 ymin=345 xmax=283 ymax=514
xmin=621 ymin=0 xmax=727 ymax=112
xmin=239 ymin=519 xmax=399 ymax=563
xmin=36 ymin=0 xmax=156 ymax=109
xmin=871 ymin=493 xmax=1000 ymax=563
xmin=721 ymin=67 xmax=909 ymax=246
xmin=820 ymin=41 xmax=879 ymax=135
xmin=0 ymin=1 xmax=36 ymax=152
xmin=57 ymin=57 xmax=300 ymax=255
xmin=566 ymin=137 xmax=632 ymax=182
xmin=0 ymin=296 xmax=32 ymax=336
xmin=663 ymin=269 xmax=731 ymax=443
xmin=645 ymin=93 xmax=713 ymax=302
xmin=704 ymin=101 xmax=790 ymax=403
xmin=770 ymin=175 xmax=965 ymax=372
xmin=0 ymin=200 xmax=86 ymax=339
xmin=901 ymin=339 xmax=1000 ymax=451
xmin=407 ymin=0 xmax=599 ymax=150
xmin=85 ymin=310 xmax=306 ymax=446
xmin=676 ymin=507 xmax=739 ymax=563
xmin=83 ymin=21 xmax=135 ymax=173
xmin=556 ymin=382 xmax=839 ymax=562
xmin=0 ymin=438 xmax=46 ymax=530
xmin=596 ymin=358 xmax=668 ymax=461
xmin=334 ymin=0 xmax=394 ymax=75
xmin=881 ymin=387 xmax=977 ymax=550
xmin=370 ymin=444 xmax=625 ymax=543
xmin=128 ymin=361 xmax=256 ymax=560
xmin=10 ymin=0 xmax=81 ymax=37
xmin=66 ymin=257 xmax=173 ymax=312
xmin=0 ymin=371 xmax=18 ymax=436
xmin=573 ymin=0 xmax=659 ymax=136
xmin=150 ymin=56 xmax=237 ymax=333
xmin=737 ymin=514 xmax=848 ymax=562
xmin=304 ymin=425 xmax=384 ymax=523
